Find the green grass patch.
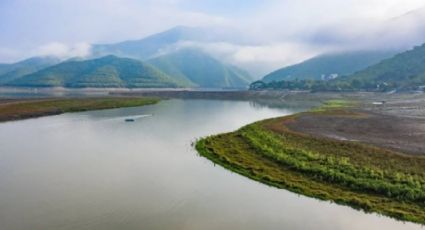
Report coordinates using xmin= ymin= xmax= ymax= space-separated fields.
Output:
xmin=311 ymin=99 xmax=356 ymax=112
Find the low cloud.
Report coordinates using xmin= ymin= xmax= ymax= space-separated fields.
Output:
xmin=173 ymin=41 xmax=331 ymax=77
xmin=0 ymin=47 xmax=22 ymax=63
xmin=32 ymin=42 xmax=92 ymax=60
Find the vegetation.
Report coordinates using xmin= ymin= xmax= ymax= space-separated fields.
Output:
xmin=147 ymin=48 xmax=253 ymax=88
xmin=196 ymin=101 xmax=425 ymax=224
xmin=262 ymin=50 xmax=396 ymax=82
xmin=1 ymin=48 xmax=253 ymax=89
xmin=256 ymin=43 xmax=425 ymax=92
xmin=0 ymin=56 xmax=60 ymax=84
xmin=345 ymin=43 xmax=425 ymax=90
xmin=5 ymin=56 xmax=186 ymax=88
xmin=0 ymin=97 xmax=159 ymax=122
xmin=310 ymin=99 xmax=355 ymax=112
xmin=251 ymin=78 xmax=402 ymax=92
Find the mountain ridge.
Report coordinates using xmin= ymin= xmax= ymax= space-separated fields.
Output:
xmin=147 ymin=48 xmax=253 ymax=88
xmin=262 ymin=50 xmax=397 ymax=82
xmin=91 ymin=26 xmax=207 ymax=60
xmin=0 ymin=56 xmax=60 ymax=84
xmin=6 ymin=55 xmax=185 ymax=88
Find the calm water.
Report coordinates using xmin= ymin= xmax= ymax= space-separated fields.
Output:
xmin=0 ymin=99 xmax=421 ymax=230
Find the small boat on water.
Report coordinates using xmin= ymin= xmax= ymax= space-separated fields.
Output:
xmin=123 ymin=114 xmax=152 ymax=122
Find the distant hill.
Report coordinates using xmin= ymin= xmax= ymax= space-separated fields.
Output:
xmin=7 ymin=55 xmax=185 ymax=88
xmin=253 ymin=43 xmax=425 ymax=92
xmin=0 ymin=64 xmax=12 ymax=76
xmin=0 ymin=57 xmax=60 ymax=84
xmin=262 ymin=50 xmax=397 ymax=82
xmin=92 ymin=26 xmax=208 ymax=60
xmin=147 ymin=49 xmax=253 ymax=88
xmin=344 ymin=43 xmax=425 ymax=90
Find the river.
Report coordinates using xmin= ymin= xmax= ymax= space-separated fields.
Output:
xmin=0 ymin=99 xmax=421 ymax=230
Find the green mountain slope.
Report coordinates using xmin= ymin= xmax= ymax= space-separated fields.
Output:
xmin=7 ymin=55 xmax=185 ymax=88
xmin=344 ymin=44 xmax=425 ymax=89
xmin=0 ymin=57 xmax=60 ymax=84
xmin=147 ymin=49 xmax=253 ymax=88
xmin=263 ymin=50 xmax=397 ymax=82
xmin=0 ymin=64 xmax=12 ymax=75
xmin=253 ymin=44 xmax=425 ymax=92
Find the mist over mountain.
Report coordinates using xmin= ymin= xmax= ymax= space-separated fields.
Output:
xmin=91 ymin=26 xmax=205 ymax=60
xmin=255 ymin=42 xmax=425 ymax=92
xmin=2 ymin=1 xmax=425 ymax=78
xmin=343 ymin=43 xmax=425 ymax=90
xmin=262 ymin=50 xmax=397 ymax=82
xmin=91 ymin=26 xmax=245 ymax=60
xmin=306 ymin=6 xmax=425 ymax=52
xmin=1 ymin=4 xmax=425 ymax=89
xmin=88 ymin=10 xmax=425 ymax=79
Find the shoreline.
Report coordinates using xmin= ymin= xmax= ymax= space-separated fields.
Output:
xmin=196 ymin=100 xmax=425 ymax=224
xmin=0 ymin=97 xmax=160 ymax=122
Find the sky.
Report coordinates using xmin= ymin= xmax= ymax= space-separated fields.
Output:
xmin=1 ymin=0 xmax=425 ymax=75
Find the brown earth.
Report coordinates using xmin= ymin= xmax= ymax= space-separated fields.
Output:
xmin=286 ymin=108 xmax=425 ymax=155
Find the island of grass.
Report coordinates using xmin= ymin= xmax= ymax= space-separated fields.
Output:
xmin=0 ymin=97 xmax=159 ymax=122
xmin=196 ymin=100 xmax=425 ymax=224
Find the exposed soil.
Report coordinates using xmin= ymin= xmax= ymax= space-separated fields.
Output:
xmin=286 ymin=108 xmax=425 ymax=155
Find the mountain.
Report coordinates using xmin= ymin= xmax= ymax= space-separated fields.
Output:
xmin=91 ymin=26 xmax=248 ymax=61
xmin=262 ymin=50 xmax=397 ymax=82
xmin=6 ymin=55 xmax=185 ymax=88
xmin=147 ymin=48 xmax=253 ymax=88
xmin=92 ymin=26 xmax=209 ymax=60
xmin=0 ymin=57 xmax=60 ymax=84
xmin=0 ymin=64 xmax=13 ymax=75
xmin=253 ymin=43 xmax=425 ymax=92
xmin=343 ymin=43 xmax=425 ymax=90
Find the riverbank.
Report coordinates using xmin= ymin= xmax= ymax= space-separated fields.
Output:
xmin=196 ymin=99 xmax=425 ymax=224
xmin=0 ymin=97 xmax=159 ymax=122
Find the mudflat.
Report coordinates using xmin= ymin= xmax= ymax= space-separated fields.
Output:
xmin=286 ymin=110 xmax=425 ymax=155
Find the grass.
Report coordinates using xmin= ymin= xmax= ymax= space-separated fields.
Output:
xmin=310 ymin=99 xmax=356 ymax=112
xmin=195 ymin=100 xmax=425 ymax=224
xmin=0 ymin=97 xmax=160 ymax=122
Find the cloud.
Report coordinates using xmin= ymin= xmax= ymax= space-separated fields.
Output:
xmin=0 ymin=47 xmax=22 ymax=64
xmin=32 ymin=42 xmax=92 ymax=59
xmin=1 ymin=0 xmax=425 ymax=74
xmin=298 ymin=6 xmax=425 ymax=52
xmin=173 ymin=41 xmax=330 ymax=77
xmin=229 ymin=43 xmax=327 ymax=77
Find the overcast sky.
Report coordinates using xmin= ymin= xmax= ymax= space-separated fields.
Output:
xmin=1 ymin=0 xmax=425 ymax=74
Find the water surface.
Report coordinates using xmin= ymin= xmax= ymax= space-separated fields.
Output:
xmin=0 ymin=99 xmax=421 ymax=230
